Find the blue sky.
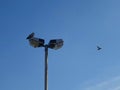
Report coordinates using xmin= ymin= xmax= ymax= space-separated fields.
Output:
xmin=0 ymin=0 xmax=120 ymax=90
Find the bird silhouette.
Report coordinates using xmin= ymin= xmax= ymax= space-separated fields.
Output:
xmin=97 ymin=46 xmax=102 ymax=50
xmin=26 ymin=32 xmax=35 ymax=39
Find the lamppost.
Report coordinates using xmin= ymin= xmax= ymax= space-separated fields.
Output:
xmin=26 ymin=32 xmax=64 ymax=90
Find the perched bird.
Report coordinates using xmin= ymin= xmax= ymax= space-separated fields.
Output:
xmin=26 ymin=32 xmax=35 ymax=39
xmin=97 ymin=46 xmax=102 ymax=50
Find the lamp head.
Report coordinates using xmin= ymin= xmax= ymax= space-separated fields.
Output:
xmin=48 ymin=39 xmax=64 ymax=50
xmin=26 ymin=33 xmax=45 ymax=48
xmin=29 ymin=38 xmax=45 ymax=48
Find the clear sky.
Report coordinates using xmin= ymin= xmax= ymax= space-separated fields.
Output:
xmin=1 ymin=0 xmax=120 ymax=90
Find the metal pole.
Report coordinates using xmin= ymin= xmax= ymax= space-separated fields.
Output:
xmin=44 ymin=45 xmax=48 ymax=90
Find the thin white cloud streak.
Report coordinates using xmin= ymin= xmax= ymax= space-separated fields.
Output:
xmin=114 ymin=86 xmax=120 ymax=90
xmin=83 ymin=76 xmax=120 ymax=90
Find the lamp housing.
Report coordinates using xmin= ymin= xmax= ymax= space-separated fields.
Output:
xmin=48 ymin=39 xmax=63 ymax=50
xmin=28 ymin=37 xmax=45 ymax=48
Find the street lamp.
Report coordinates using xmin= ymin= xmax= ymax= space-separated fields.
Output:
xmin=26 ymin=32 xmax=64 ymax=90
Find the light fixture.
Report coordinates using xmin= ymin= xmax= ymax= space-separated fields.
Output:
xmin=26 ymin=32 xmax=64 ymax=49
xmin=48 ymin=39 xmax=64 ymax=50
xmin=26 ymin=32 xmax=45 ymax=48
xmin=26 ymin=32 xmax=64 ymax=90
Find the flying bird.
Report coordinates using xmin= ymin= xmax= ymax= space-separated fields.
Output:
xmin=26 ymin=32 xmax=35 ymax=39
xmin=97 ymin=46 xmax=102 ymax=50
